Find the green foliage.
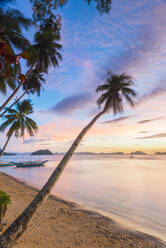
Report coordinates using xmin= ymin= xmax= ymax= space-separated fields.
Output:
xmin=0 ymin=5 xmax=32 ymax=94
xmin=30 ymin=0 xmax=111 ymax=25
xmin=0 ymin=8 xmax=32 ymax=50
xmin=0 ymin=99 xmax=38 ymax=138
xmin=23 ymin=69 xmax=45 ymax=96
xmin=28 ymin=25 xmax=62 ymax=73
xmin=85 ymin=0 xmax=111 ymax=13
xmin=0 ymin=191 xmax=11 ymax=207
xmin=96 ymin=72 xmax=136 ymax=113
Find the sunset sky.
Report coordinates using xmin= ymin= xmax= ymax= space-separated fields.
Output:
xmin=1 ymin=0 xmax=166 ymax=154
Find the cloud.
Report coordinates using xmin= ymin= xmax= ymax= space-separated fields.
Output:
xmin=107 ymin=1 xmax=166 ymax=74
xmin=137 ymin=116 xmax=165 ymax=124
xmin=136 ymin=79 xmax=166 ymax=105
xmin=49 ymin=93 xmax=95 ymax=115
xmin=101 ymin=116 xmax=131 ymax=124
xmin=139 ymin=131 xmax=151 ymax=134
xmin=23 ymin=138 xmax=51 ymax=144
xmin=136 ymin=133 xmax=166 ymax=139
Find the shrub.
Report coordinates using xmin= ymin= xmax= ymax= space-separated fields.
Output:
xmin=0 ymin=191 xmax=11 ymax=207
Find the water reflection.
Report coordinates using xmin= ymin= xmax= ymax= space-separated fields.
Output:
xmin=0 ymin=154 xmax=166 ymax=241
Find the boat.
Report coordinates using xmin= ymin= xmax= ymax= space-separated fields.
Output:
xmin=0 ymin=162 xmax=14 ymax=167
xmin=14 ymin=160 xmax=48 ymax=168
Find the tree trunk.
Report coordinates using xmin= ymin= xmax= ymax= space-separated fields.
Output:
xmin=0 ymin=135 xmax=11 ymax=158
xmin=0 ymin=65 xmax=34 ymax=113
xmin=0 ymin=205 xmax=4 ymax=232
xmin=0 ymin=110 xmax=105 ymax=248
xmin=0 ymin=91 xmax=27 ymax=118
xmin=0 ymin=205 xmax=7 ymax=233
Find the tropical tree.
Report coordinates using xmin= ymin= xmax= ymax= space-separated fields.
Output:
xmin=28 ymin=23 xmax=62 ymax=73
xmin=0 ymin=19 xmax=62 ymax=113
xmin=0 ymin=99 xmax=38 ymax=158
xmin=30 ymin=0 xmax=111 ymax=25
xmin=0 ymin=0 xmax=111 ymax=116
xmin=0 ymin=4 xmax=32 ymax=95
xmin=0 ymin=69 xmax=45 ymax=118
xmin=0 ymin=72 xmax=136 ymax=247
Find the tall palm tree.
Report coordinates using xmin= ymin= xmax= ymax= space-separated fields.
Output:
xmin=28 ymin=27 xmax=62 ymax=73
xmin=0 ymin=7 xmax=31 ymax=50
xmin=0 ymin=99 xmax=38 ymax=157
xmin=0 ymin=23 xmax=62 ymax=113
xmin=0 ymin=5 xmax=32 ymax=93
xmin=0 ymin=72 xmax=136 ymax=247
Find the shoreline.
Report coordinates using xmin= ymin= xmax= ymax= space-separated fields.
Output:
xmin=0 ymin=172 xmax=166 ymax=248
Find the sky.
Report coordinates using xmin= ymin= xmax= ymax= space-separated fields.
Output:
xmin=1 ymin=0 xmax=166 ymax=154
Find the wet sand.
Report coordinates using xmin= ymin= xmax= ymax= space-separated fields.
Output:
xmin=0 ymin=172 xmax=165 ymax=248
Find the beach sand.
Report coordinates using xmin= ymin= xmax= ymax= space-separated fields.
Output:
xmin=0 ymin=172 xmax=165 ymax=248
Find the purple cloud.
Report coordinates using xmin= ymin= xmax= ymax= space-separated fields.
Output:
xmin=101 ymin=116 xmax=131 ymax=124
xmin=136 ymin=133 xmax=166 ymax=139
xmin=137 ymin=116 xmax=165 ymax=124
xmin=50 ymin=93 xmax=95 ymax=115
xmin=106 ymin=1 xmax=166 ymax=74
xmin=139 ymin=131 xmax=151 ymax=134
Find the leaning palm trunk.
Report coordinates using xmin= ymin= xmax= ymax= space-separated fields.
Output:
xmin=0 ymin=205 xmax=7 ymax=232
xmin=0 ymin=110 xmax=105 ymax=248
xmin=0 ymin=65 xmax=34 ymax=113
xmin=0 ymin=91 xmax=27 ymax=119
xmin=0 ymin=135 xmax=11 ymax=158
xmin=0 ymin=204 xmax=4 ymax=232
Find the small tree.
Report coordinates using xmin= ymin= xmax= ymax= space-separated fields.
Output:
xmin=0 ymin=99 xmax=38 ymax=158
xmin=0 ymin=191 xmax=11 ymax=232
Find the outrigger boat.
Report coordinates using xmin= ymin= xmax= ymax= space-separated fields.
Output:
xmin=14 ymin=160 xmax=48 ymax=168
xmin=0 ymin=162 xmax=14 ymax=167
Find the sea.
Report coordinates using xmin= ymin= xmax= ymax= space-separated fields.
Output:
xmin=0 ymin=154 xmax=166 ymax=241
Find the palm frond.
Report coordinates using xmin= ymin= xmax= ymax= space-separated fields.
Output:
xmin=96 ymin=72 xmax=136 ymax=113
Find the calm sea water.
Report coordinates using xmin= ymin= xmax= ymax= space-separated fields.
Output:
xmin=0 ymin=154 xmax=166 ymax=241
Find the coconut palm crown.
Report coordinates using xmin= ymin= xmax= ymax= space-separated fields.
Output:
xmin=28 ymin=26 xmax=62 ymax=73
xmin=0 ymin=99 xmax=38 ymax=157
xmin=23 ymin=69 xmax=45 ymax=96
xmin=96 ymin=72 xmax=136 ymax=114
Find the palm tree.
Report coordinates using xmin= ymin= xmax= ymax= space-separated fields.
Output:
xmin=0 ymin=23 xmax=62 ymax=114
xmin=0 ymin=5 xmax=32 ymax=94
xmin=0 ymin=7 xmax=32 ymax=112
xmin=28 ymin=27 xmax=62 ymax=73
xmin=0 ymin=69 xmax=45 ymax=118
xmin=0 ymin=72 xmax=136 ymax=247
xmin=0 ymin=99 xmax=38 ymax=158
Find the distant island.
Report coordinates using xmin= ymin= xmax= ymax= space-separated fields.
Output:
xmin=130 ymin=151 xmax=147 ymax=155
xmin=155 ymin=152 xmax=166 ymax=155
xmin=31 ymin=149 xmax=53 ymax=155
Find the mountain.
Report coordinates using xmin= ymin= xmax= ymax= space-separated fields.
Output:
xmin=130 ymin=151 xmax=147 ymax=155
xmin=31 ymin=149 xmax=53 ymax=155
xmin=155 ymin=152 xmax=166 ymax=155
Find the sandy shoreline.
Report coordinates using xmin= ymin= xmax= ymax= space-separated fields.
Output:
xmin=0 ymin=172 xmax=166 ymax=248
